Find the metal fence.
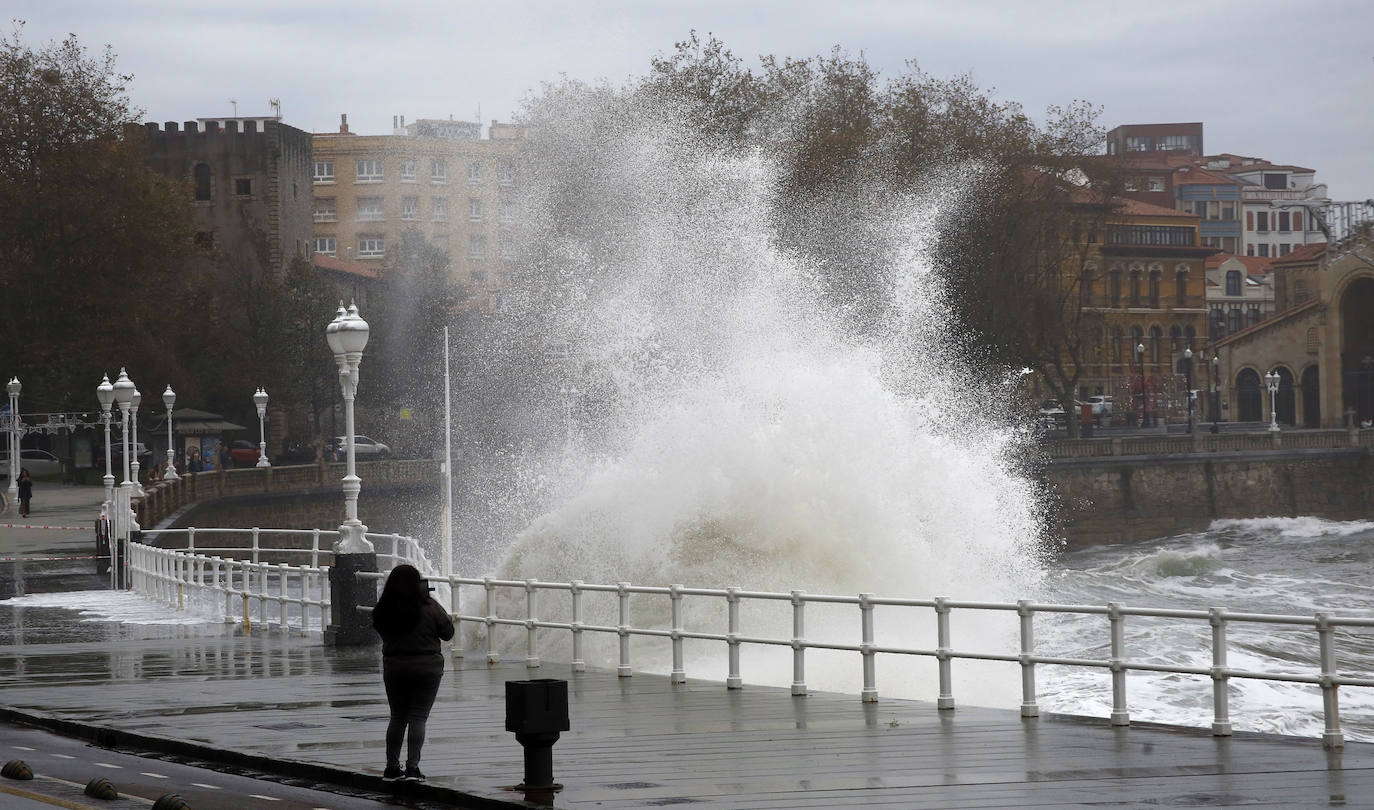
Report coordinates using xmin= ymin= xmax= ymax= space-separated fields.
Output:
xmin=386 ymin=574 xmax=1374 ymax=749
xmin=126 ymin=528 xmax=428 ymax=635
xmin=1046 ymin=428 xmax=1374 ymax=459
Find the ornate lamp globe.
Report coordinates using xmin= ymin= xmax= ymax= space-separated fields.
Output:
xmin=163 ymin=385 xmax=175 ymax=410
xmin=6 ymin=377 xmax=19 ymax=397
xmin=338 ymin=301 xmax=370 ymax=354
xmin=325 ymin=302 xmax=349 ymax=356
xmin=112 ymin=368 xmax=135 ymax=407
xmin=97 ymin=374 xmax=115 ymax=411
xmin=131 ymin=389 xmax=142 ymax=414
xmin=254 ymin=387 xmax=269 ymax=413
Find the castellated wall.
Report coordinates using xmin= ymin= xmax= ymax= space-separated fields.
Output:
xmin=1046 ymin=449 xmax=1374 ymax=546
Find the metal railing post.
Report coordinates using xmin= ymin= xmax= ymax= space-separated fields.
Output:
xmin=726 ymin=587 xmax=742 ymax=689
xmin=570 ymin=580 xmax=585 ymax=672
xmin=860 ymin=593 xmax=877 ymax=703
xmin=524 ymin=578 xmax=540 ymax=668
xmin=1209 ymin=607 xmax=1232 ymax=736
xmin=617 ymin=581 xmax=632 ymax=677
xmin=451 ymin=577 xmax=464 ymax=659
xmin=484 ymin=577 xmax=500 ymax=664
xmin=1018 ymin=600 xmax=1038 ymax=718
xmin=790 ymin=590 xmax=807 ymax=696
xmin=187 ymin=528 xmax=195 ymax=555
xmin=1317 ymin=613 xmax=1345 ymax=749
xmin=251 ymin=527 xmax=260 ymax=564
xmin=935 ymin=597 xmax=954 ymax=710
xmin=670 ymin=584 xmax=686 ymax=684
xmin=1108 ymin=602 xmax=1129 ymax=726
xmin=311 ymin=529 xmax=320 ymax=569
xmin=279 ymin=565 xmax=288 ymax=628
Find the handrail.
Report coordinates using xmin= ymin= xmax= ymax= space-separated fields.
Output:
xmin=363 ymin=572 xmax=1374 ymax=750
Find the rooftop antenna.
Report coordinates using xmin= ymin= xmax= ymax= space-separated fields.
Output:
xmin=268 ymin=98 xmax=281 ymax=120
xmin=230 ymin=98 xmax=238 ymax=118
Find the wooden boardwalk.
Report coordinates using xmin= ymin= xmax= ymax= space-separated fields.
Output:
xmin=0 ymin=620 xmax=1371 ymax=808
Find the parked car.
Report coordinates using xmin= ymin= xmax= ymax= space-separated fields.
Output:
xmin=107 ymin=441 xmax=153 ymax=467
xmin=228 ymin=440 xmax=261 ymax=465
xmin=1037 ymin=400 xmax=1067 ymax=431
xmin=0 ymin=448 xmax=63 ymax=479
xmin=330 ymin=435 xmax=391 ymax=458
xmin=1087 ymin=395 xmax=1113 ymax=416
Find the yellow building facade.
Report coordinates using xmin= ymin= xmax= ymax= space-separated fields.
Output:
xmin=310 ymin=116 xmax=523 ymax=300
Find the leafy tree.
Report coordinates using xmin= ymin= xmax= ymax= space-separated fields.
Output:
xmin=0 ymin=22 xmax=200 ymax=409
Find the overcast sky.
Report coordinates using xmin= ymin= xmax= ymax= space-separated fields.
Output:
xmin=12 ymin=0 xmax=1374 ymax=199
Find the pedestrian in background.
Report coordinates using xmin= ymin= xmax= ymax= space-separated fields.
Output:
xmin=16 ymin=468 xmax=32 ymax=518
xmin=371 ymin=563 xmax=454 ymax=782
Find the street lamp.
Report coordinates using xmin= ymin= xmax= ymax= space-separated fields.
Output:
xmin=253 ymin=387 xmax=271 ymax=468
xmin=1183 ymin=348 xmax=1194 ymax=434
xmin=1211 ymin=353 xmax=1221 ymax=434
xmin=162 ymin=385 xmax=179 ymax=481
xmin=1266 ymin=369 xmax=1281 ymax=432
xmin=6 ymin=377 xmax=19 ymax=511
xmin=326 ymin=301 xmax=371 ymax=554
xmin=130 ymin=388 xmax=145 ymax=496
xmin=96 ymin=374 xmax=115 ymax=511
xmin=112 ymin=368 xmax=135 ymax=491
xmin=1136 ymin=342 xmax=1146 ymax=428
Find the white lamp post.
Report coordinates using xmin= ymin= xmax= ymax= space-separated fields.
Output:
xmin=130 ymin=388 xmax=144 ymax=496
xmin=326 ymin=301 xmax=372 ymax=553
xmin=1266 ymin=369 xmax=1281 ymax=432
xmin=254 ymin=387 xmax=271 ymax=467
xmin=1183 ymin=348 xmax=1194 ymax=434
xmin=112 ymin=369 xmax=135 ymax=491
xmin=6 ymin=377 xmax=19 ymax=511
xmin=162 ymin=386 xmax=179 ymax=481
xmin=1135 ymin=342 xmax=1147 ymax=428
xmin=97 ymin=374 xmax=115 ymax=511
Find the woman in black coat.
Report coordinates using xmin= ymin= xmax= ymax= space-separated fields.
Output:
xmin=16 ymin=468 xmax=32 ymax=518
xmin=372 ymin=564 xmax=454 ymax=781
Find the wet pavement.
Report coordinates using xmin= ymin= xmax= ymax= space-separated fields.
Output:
xmin=0 ymin=484 xmax=110 ymax=597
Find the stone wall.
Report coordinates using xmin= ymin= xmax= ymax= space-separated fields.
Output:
xmin=1046 ymin=448 xmax=1374 ymax=546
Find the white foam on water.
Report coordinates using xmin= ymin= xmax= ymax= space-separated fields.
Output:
xmin=3 ymin=590 xmax=218 ymax=625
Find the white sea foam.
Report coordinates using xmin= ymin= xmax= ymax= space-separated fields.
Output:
xmin=4 ymin=590 xmax=217 ymax=625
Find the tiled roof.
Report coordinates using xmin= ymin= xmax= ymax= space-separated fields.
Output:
xmin=314 ymin=253 xmax=381 ymax=279
xmin=1173 ymin=167 xmax=1243 ymax=186
xmin=1112 ymin=197 xmax=1198 ymax=218
xmin=1205 ymin=253 xmax=1273 ymax=273
xmin=1270 ymin=242 xmax=1327 ymax=265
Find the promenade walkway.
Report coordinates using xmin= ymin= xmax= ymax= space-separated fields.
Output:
xmin=0 ymin=604 xmax=1370 ymax=808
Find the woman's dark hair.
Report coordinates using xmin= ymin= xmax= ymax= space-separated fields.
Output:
xmin=372 ymin=564 xmax=430 ymax=636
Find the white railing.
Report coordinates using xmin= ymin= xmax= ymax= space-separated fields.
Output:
xmin=379 ymin=574 xmax=1374 ymax=749
xmin=126 ymin=527 xmax=429 ymax=635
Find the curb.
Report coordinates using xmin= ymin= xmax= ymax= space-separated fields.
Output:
xmin=0 ymin=705 xmax=526 ymax=809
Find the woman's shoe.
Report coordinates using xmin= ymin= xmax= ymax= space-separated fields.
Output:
xmin=382 ymin=764 xmax=402 ymax=781
xmin=403 ymin=765 xmax=425 ymax=781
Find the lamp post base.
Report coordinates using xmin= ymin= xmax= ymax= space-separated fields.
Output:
xmin=325 ymin=551 xmax=379 ymax=647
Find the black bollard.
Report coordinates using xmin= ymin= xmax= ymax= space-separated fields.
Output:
xmin=506 ymin=678 xmax=570 ymax=790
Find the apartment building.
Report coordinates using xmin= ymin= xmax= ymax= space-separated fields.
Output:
xmin=310 ymin=114 xmax=524 ymax=295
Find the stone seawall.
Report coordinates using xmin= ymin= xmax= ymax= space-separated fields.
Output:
xmin=1045 ymin=448 xmax=1374 ymax=546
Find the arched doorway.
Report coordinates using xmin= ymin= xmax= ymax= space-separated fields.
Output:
xmin=1275 ymin=367 xmax=1296 ymax=426
xmin=1341 ymin=277 xmax=1374 ymax=425
xmin=1237 ymin=369 xmax=1262 ymax=422
xmin=1301 ymin=366 xmax=1320 ymax=428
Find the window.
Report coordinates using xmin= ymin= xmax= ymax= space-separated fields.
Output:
xmin=1124 ymin=179 xmax=1138 ymax=192
xmin=1158 ymin=134 xmax=1193 ymax=151
xmin=401 ymin=196 xmax=418 ymax=220
xmin=431 ymin=234 xmax=449 ymax=252
xmin=1147 ymin=177 xmax=1164 ymax=192
xmin=1194 ymin=201 xmax=1209 ymax=217
xmin=1112 ymin=327 xmax=1124 ymax=362
xmin=1080 ymin=265 xmax=1095 ymax=305
xmin=1125 ymin=136 xmax=1148 ymax=152
xmin=431 ymin=159 xmax=447 ymax=183
xmin=314 ymin=197 xmax=336 ymax=222
xmin=432 ymin=197 xmax=448 ymax=221
xmin=468 ymin=161 xmax=483 ymax=183
xmin=1105 ymin=225 xmax=1195 ymax=246
xmin=356 ymin=196 xmax=383 ymax=221
xmin=468 ymin=234 xmax=486 ymax=258
xmin=1247 ymin=244 xmax=1255 ymax=256
xmin=1279 ymin=243 xmax=1291 ymax=256
xmin=1258 ymin=243 xmax=1270 ymax=257
xmin=401 ymin=160 xmax=417 ymax=182
xmin=314 ymin=236 xmax=336 ymax=256
xmin=1246 ymin=306 xmax=1260 ymax=327
xmin=358 ymin=235 xmax=385 ymax=258
xmin=499 ymin=162 xmax=515 ymax=184
xmin=234 ymin=177 xmax=253 ymax=197
xmin=1228 ymin=306 xmax=1242 ymax=333
xmin=1210 ymin=305 xmax=1225 ymax=340
xmin=499 ymin=201 xmax=515 ymax=223
xmin=1293 ymin=211 xmax=1303 ymax=231
xmin=1221 ymin=203 xmax=1235 ymax=221
xmin=1109 ymin=266 xmax=1122 ymax=306
xmin=1277 ymin=211 xmax=1291 ymax=232
xmin=1175 ymin=270 xmax=1187 ymax=305
xmin=499 ymin=234 xmax=515 ymax=257
xmin=313 ymin=161 xmax=334 ymax=183
xmin=1223 ymin=236 xmax=1238 ymax=253
xmin=1225 ymin=270 xmax=1242 ymax=296
xmin=356 ymin=160 xmax=383 ymax=183
xmin=470 ymin=269 xmax=488 ymax=284
xmin=194 ymin=163 xmax=211 ymax=201
xmin=468 ymin=198 xmax=483 ymax=221
xmin=1170 ymin=325 xmax=1182 ymax=352
xmin=1263 ymin=173 xmax=1287 ymax=190
xmin=1130 ymin=268 xmax=1142 ymax=306
xmin=1148 ymin=272 xmax=1160 ymax=308
xmin=1255 ymin=211 xmax=1268 ymax=232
